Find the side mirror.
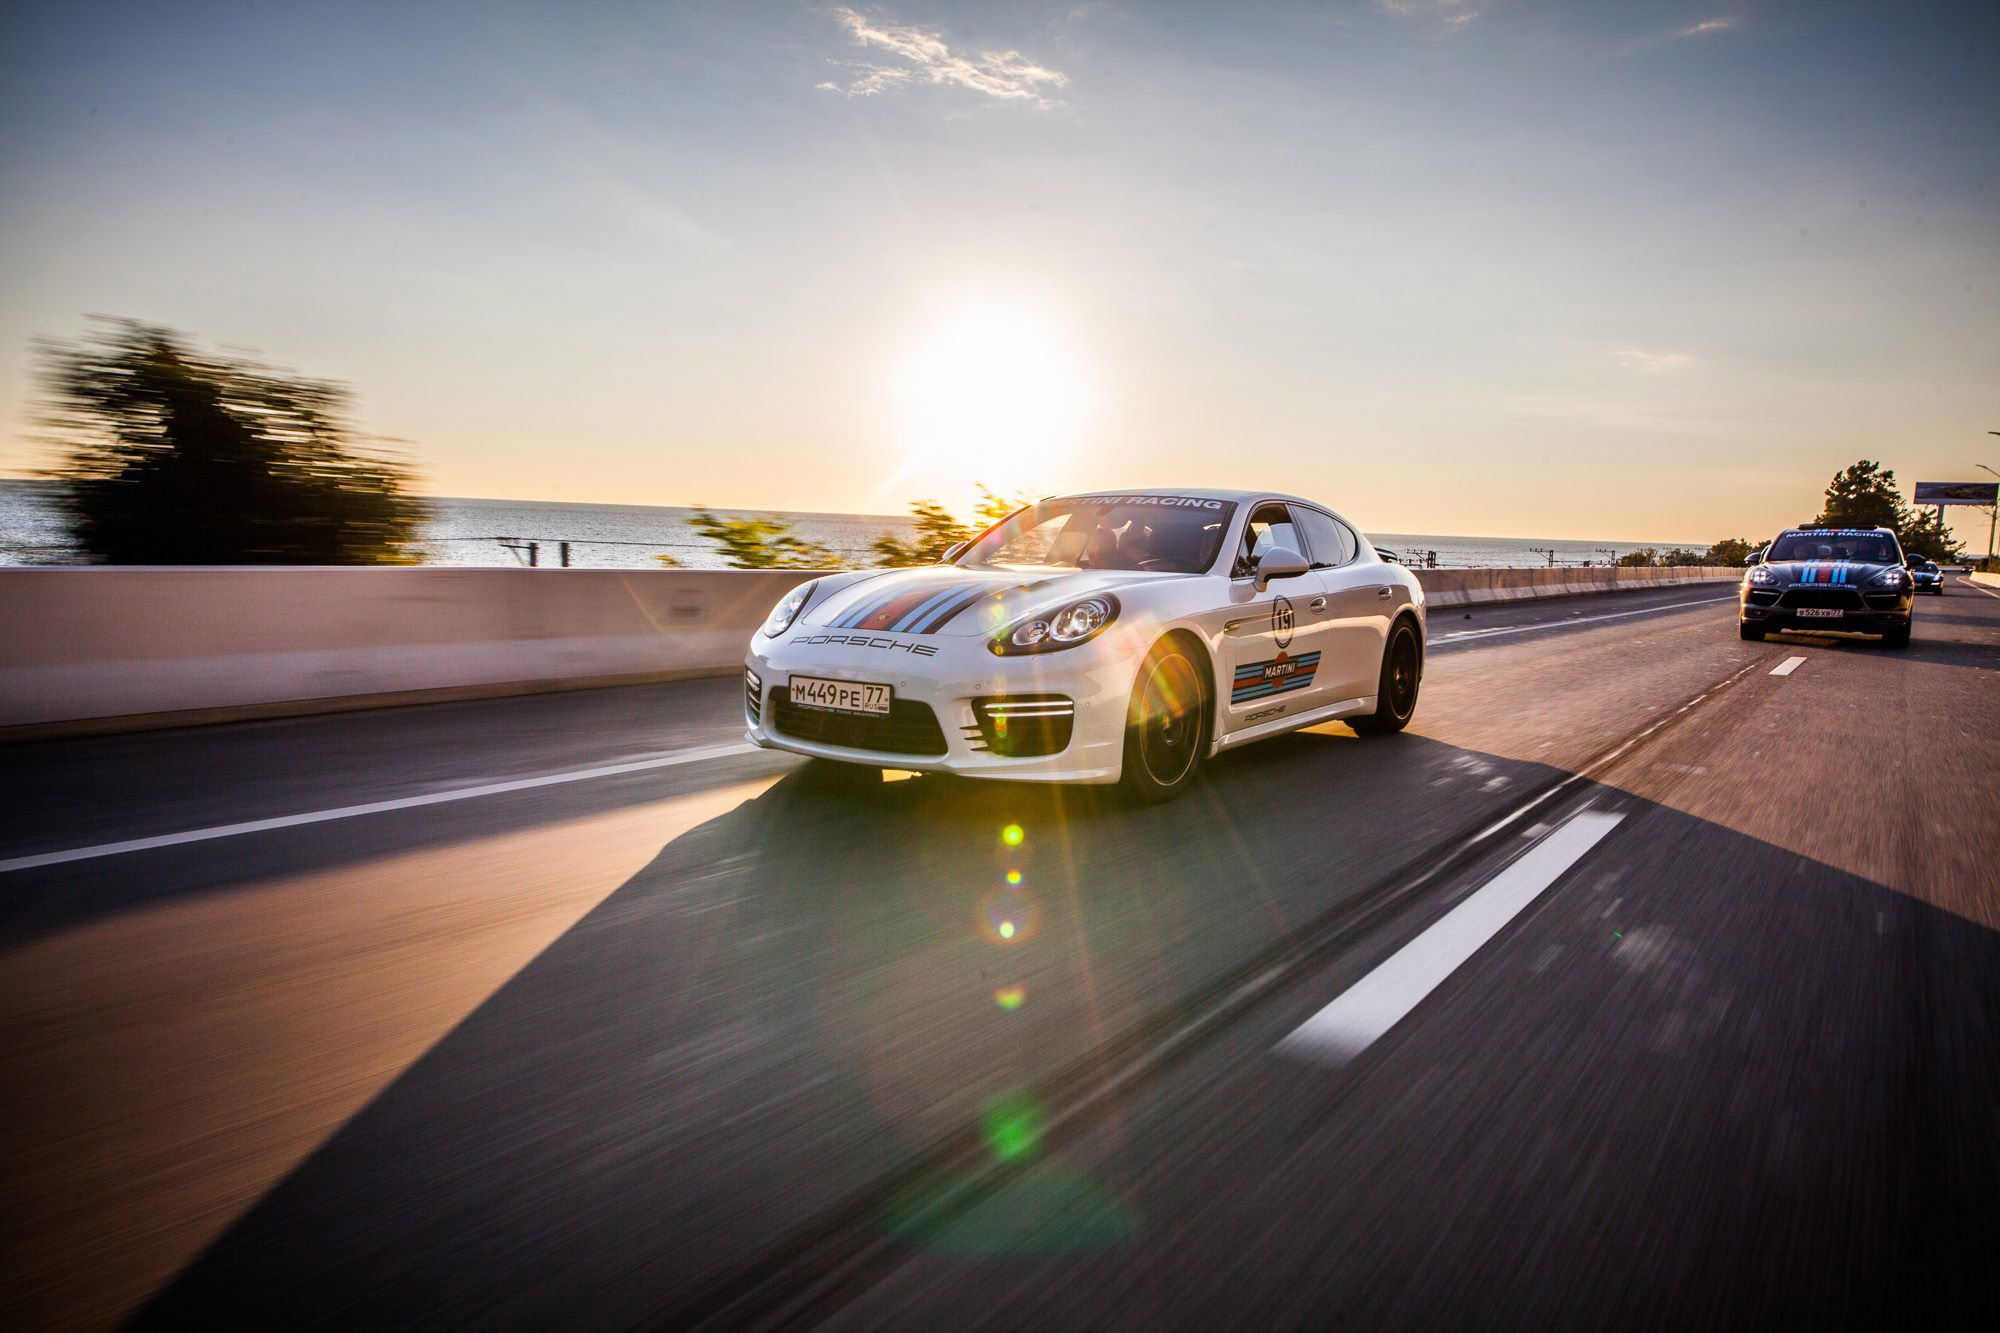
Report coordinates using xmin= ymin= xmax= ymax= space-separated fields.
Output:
xmin=1253 ymin=546 xmax=1310 ymax=591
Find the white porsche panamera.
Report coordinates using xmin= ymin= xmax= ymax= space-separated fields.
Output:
xmin=743 ymin=489 xmax=1425 ymax=800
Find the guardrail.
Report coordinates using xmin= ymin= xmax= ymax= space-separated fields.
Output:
xmin=0 ymin=565 xmax=1742 ymax=738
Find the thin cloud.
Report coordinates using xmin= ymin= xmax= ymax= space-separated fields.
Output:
xmin=1610 ymin=348 xmax=1694 ymax=373
xmin=1677 ymin=17 xmax=1738 ymax=38
xmin=1378 ymin=0 xmax=1486 ymax=29
xmin=817 ymin=7 xmax=1069 ymax=107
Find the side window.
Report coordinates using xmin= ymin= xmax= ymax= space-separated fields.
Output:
xmin=1295 ymin=508 xmax=1357 ymax=569
xmin=1234 ymin=503 xmax=1300 ymax=577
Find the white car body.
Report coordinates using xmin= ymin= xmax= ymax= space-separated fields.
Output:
xmin=743 ymin=488 xmax=1425 ymax=784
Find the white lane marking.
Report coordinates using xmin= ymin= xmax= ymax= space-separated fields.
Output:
xmin=1276 ymin=811 xmax=1626 ymax=1065
xmin=1431 ymin=594 xmax=1733 ymax=644
xmin=1958 ymin=577 xmax=2000 ymax=600
xmin=1769 ymin=656 xmax=1807 ymax=676
xmin=0 ymin=741 xmax=760 ymax=874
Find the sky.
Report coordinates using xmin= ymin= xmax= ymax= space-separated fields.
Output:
xmin=1 ymin=0 xmax=1996 ymax=546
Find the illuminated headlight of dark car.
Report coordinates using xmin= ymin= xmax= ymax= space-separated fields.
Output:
xmin=1747 ymin=566 xmax=1780 ymax=586
xmin=991 ymin=595 xmax=1119 ymax=656
xmin=762 ymin=581 xmax=816 ymax=637
xmin=1869 ymin=567 xmax=1910 ymax=589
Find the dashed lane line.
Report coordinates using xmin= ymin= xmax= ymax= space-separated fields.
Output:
xmin=1276 ymin=810 xmax=1627 ymax=1065
xmin=1770 ymin=656 xmax=1807 ymax=676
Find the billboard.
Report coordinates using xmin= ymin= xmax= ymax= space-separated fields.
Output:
xmin=1912 ymin=481 xmax=1998 ymax=506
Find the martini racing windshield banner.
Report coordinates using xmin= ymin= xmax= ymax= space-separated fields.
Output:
xmin=1060 ymin=494 xmax=1230 ymax=510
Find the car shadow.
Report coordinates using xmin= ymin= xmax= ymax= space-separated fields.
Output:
xmin=100 ymin=730 xmax=2000 ymax=1329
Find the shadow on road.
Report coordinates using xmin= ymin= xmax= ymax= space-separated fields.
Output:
xmin=89 ymin=727 xmax=2000 ymax=1328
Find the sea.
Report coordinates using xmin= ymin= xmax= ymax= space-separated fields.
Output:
xmin=0 ymin=480 xmax=1699 ymax=570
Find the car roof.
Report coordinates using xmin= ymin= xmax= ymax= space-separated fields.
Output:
xmin=1053 ymin=487 xmax=1331 ymax=508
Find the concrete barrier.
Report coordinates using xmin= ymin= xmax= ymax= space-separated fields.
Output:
xmin=0 ymin=567 xmax=817 ymax=738
xmin=1412 ymin=565 xmax=1739 ymax=608
xmin=0 ymin=563 xmax=1744 ymax=738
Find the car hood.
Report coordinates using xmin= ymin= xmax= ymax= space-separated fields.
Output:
xmin=801 ymin=566 xmax=1178 ymax=638
xmin=1759 ymin=560 xmax=1896 ymax=586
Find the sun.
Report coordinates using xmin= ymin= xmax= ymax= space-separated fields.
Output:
xmin=896 ymin=303 xmax=1087 ymax=479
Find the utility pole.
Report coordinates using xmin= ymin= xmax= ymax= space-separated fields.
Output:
xmin=1979 ymin=453 xmax=1998 ymax=565
xmin=1530 ymin=546 xmax=1557 ymax=567
xmin=1597 ymin=547 xmax=1618 ymax=566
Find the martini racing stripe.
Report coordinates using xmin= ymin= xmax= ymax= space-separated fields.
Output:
xmin=856 ymin=581 xmax=960 ymax=632
xmin=1232 ymin=651 xmax=1320 ymax=703
xmin=830 ymin=577 xmax=960 ymax=629
xmin=906 ymin=583 xmax=999 ymax=633
xmin=893 ymin=582 xmax=984 ymax=632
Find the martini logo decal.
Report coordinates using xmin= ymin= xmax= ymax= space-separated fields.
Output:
xmin=1232 ymin=649 xmax=1320 ymax=704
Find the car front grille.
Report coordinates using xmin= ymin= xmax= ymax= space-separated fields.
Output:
xmin=771 ymin=691 xmax=948 ymax=757
xmin=967 ymin=696 xmax=1075 ymax=758
xmin=1779 ymin=588 xmax=1864 ymax=610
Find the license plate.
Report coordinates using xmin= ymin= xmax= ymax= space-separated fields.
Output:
xmin=1794 ymin=607 xmax=1845 ymax=619
xmin=789 ymin=676 xmax=892 ymax=714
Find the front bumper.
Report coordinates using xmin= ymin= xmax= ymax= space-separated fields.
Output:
xmin=742 ymin=627 xmax=1139 ymax=783
xmin=1739 ymin=584 xmax=1912 ymax=632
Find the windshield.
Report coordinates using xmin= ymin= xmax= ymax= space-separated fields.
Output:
xmin=958 ymin=495 xmax=1236 ymax=573
xmin=1766 ymin=531 xmax=1900 ymax=565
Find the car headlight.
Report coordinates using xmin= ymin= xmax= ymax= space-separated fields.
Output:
xmin=1747 ymin=566 xmax=1780 ymax=586
xmin=1870 ymin=567 xmax=1909 ymax=588
xmin=761 ymin=581 xmax=816 ymax=637
xmin=991 ymin=595 xmax=1119 ymax=655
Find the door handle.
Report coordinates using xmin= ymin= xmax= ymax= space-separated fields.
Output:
xmin=1309 ymin=596 xmax=1328 ymax=612
xmin=1376 ymin=587 xmax=1393 ymax=600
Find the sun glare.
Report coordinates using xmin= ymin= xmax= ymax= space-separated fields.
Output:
xmin=897 ymin=304 xmax=1086 ymax=475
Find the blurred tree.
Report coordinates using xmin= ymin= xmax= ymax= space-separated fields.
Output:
xmin=1616 ymin=548 xmax=1658 ymax=567
xmin=685 ymin=507 xmax=837 ymax=568
xmin=872 ymin=500 xmax=970 ymax=566
xmin=871 ymin=485 xmax=1037 ymax=567
xmin=1703 ymin=537 xmax=1758 ymax=567
xmin=972 ymin=484 xmax=1034 ymax=527
xmin=1658 ymin=547 xmax=1706 ymax=567
xmin=36 ymin=319 xmax=426 ymax=564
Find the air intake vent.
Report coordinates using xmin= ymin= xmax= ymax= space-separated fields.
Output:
xmin=971 ymin=696 xmax=1075 ymax=758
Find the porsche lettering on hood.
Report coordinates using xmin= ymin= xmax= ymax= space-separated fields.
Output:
xmin=803 ymin=567 xmax=1170 ymax=637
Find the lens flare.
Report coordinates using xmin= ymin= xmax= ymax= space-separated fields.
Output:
xmin=1006 ymin=869 xmax=1022 ymax=885
xmin=1002 ymin=824 xmax=1024 ymax=847
xmin=995 ymin=985 xmax=1025 ymax=1010
xmin=977 ymin=888 xmax=1039 ymax=945
xmin=981 ymin=1092 xmax=1045 ymax=1162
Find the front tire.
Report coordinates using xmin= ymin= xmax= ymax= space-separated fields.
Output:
xmin=1118 ymin=640 xmax=1207 ymax=802
xmin=1881 ymin=623 xmax=1911 ymax=649
xmin=1739 ymin=621 xmax=1767 ymax=641
xmin=1351 ymin=618 xmax=1423 ymax=735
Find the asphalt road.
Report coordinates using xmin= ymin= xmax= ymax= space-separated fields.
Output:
xmin=3 ymin=579 xmax=1996 ymax=1329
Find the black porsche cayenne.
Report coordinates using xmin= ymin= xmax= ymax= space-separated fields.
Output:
xmin=1739 ymin=527 xmax=1914 ymax=647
